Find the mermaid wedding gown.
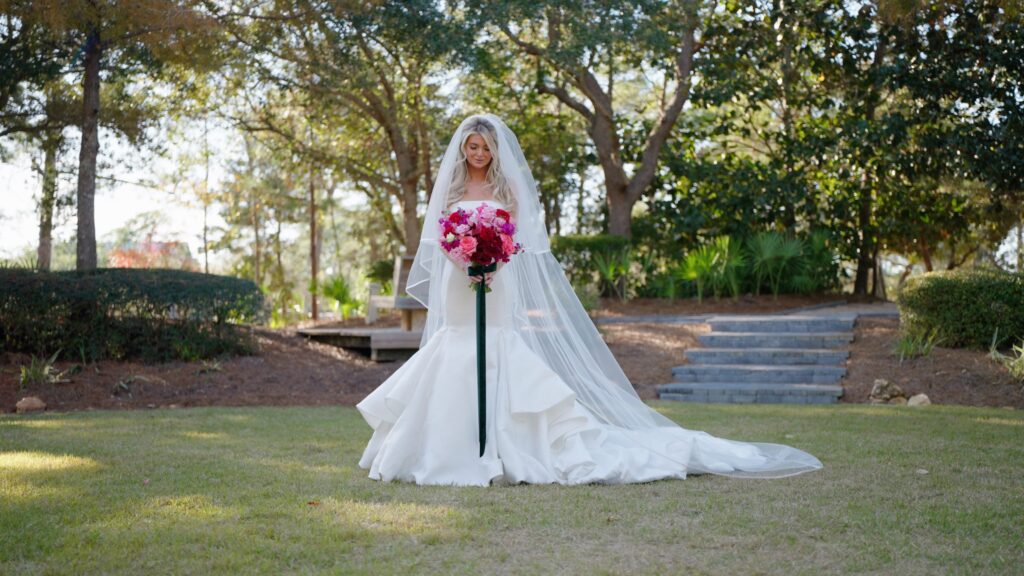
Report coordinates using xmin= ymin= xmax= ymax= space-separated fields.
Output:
xmin=357 ymin=200 xmax=821 ymax=486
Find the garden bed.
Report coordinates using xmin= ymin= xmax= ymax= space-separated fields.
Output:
xmin=3 ymin=296 xmax=1020 ymax=413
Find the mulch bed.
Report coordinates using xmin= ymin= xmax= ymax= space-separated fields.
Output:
xmin=2 ymin=296 xmax=1020 ymax=413
xmin=843 ymin=317 xmax=1024 ymax=409
xmin=0 ymin=329 xmax=398 ymax=413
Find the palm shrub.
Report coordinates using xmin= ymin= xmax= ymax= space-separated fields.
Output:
xmin=682 ymin=244 xmax=716 ymax=303
xmin=323 ymin=275 xmax=362 ymax=319
xmin=746 ymin=231 xmax=780 ymax=296
xmin=551 ymin=234 xmax=631 ymax=289
xmin=788 ymin=230 xmax=841 ymax=294
xmin=365 ymin=259 xmax=394 ymax=295
xmin=592 ymin=247 xmax=633 ymax=301
xmin=682 ymin=236 xmax=745 ymax=302
xmin=648 ymin=263 xmax=688 ymax=302
xmin=746 ymin=231 xmax=803 ymax=299
xmin=711 ymin=236 xmax=746 ymax=300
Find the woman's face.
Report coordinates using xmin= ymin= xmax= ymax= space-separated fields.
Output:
xmin=464 ymin=133 xmax=492 ymax=171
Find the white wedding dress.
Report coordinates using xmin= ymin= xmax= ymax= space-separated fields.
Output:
xmin=356 ymin=199 xmax=821 ymax=486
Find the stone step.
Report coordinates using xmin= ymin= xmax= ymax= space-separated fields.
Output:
xmin=657 ymin=382 xmax=843 ymax=404
xmin=707 ymin=315 xmax=856 ymax=334
xmin=685 ymin=348 xmax=849 ymax=365
xmin=671 ymin=363 xmax=847 ymax=384
xmin=698 ymin=332 xmax=854 ymax=349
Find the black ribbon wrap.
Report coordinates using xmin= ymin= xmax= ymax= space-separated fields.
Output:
xmin=467 ymin=261 xmax=497 ymax=457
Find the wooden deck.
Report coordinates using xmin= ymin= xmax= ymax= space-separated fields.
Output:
xmin=296 ymin=326 xmax=422 ymax=362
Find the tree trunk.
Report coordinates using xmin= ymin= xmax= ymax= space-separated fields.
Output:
xmin=509 ymin=13 xmax=696 ymax=240
xmin=275 ymin=219 xmax=285 ymax=321
xmin=399 ymin=179 xmax=420 ymax=256
xmin=853 ymin=31 xmax=888 ymax=295
xmin=871 ymin=243 xmax=887 ymax=300
xmin=202 ymin=116 xmax=210 ymax=274
xmin=75 ymin=30 xmax=101 ymax=271
xmin=244 ymin=136 xmax=262 ymax=285
xmin=37 ymin=132 xmax=59 ymax=271
xmin=919 ymin=242 xmax=934 ymax=272
xmin=853 ymin=182 xmax=874 ymax=295
xmin=576 ymin=167 xmax=586 ymax=234
xmin=309 ymin=166 xmax=318 ymax=321
xmin=606 ymin=186 xmax=632 ymax=237
xmin=775 ymin=0 xmax=798 ymax=228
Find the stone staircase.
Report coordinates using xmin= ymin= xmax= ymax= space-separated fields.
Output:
xmin=656 ymin=315 xmax=855 ymax=405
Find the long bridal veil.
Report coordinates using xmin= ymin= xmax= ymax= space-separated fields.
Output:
xmin=406 ymin=113 xmax=822 ymax=479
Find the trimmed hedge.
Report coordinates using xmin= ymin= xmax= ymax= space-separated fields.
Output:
xmin=0 ymin=268 xmax=267 ymax=362
xmin=551 ymin=234 xmax=631 ymax=285
xmin=897 ymin=268 xmax=1024 ymax=350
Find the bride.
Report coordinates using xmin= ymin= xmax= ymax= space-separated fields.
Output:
xmin=356 ymin=114 xmax=822 ymax=486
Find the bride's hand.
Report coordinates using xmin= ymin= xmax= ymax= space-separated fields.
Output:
xmin=469 ymin=271 xmax=494 ymax=287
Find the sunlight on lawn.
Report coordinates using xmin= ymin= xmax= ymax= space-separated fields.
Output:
xmin=0 ymin=451 xmax=101 ymax=472
xmin=973 ymin=416 xmax=1024 ymax=427
xmin=179 ymin=431 xmax=230 ymax=440
xmin=147 ymin=494 xmax=236 ymax=521
xmin=317 ymin=498 xmax=466 ymax=538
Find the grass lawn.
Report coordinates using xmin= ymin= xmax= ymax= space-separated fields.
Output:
xmin=2 ymin=403 xmax=1022 ymax=575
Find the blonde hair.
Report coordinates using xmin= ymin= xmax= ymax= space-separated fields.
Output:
xmin=446 ymin=117 xmax=516 ymax=214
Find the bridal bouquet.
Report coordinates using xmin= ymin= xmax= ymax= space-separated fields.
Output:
xmin=438 ymin=203 xmax=523 ymax=458
xmin=438 ymin=204 xmax=523 ymax=286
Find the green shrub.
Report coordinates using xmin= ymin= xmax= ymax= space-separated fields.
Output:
xmin=989 ymin=331 xmax=1024 ymax=383
xmin=571 ymin=280 xmax=601 ymax=312
xmin=891 ymin=326 xmax=942 ymax=364
xmin=592 ymin=247 xmax=633 ymax=301
xmin=787 ymin=229 xmax=841 ymax=294
xmin=897 ymin=268 xmax=1024 ymax=350
xmin=551 ymin=234 xmax=631 ymax=288
xmin=366 ymin=259 xmax=395 ymax=295
xmin=746 ymin=231 xmax=802 ymax=298
xmin=322 ymin=275 xmax=363 ymax=319
xmin=682 ymin=235 xmax=745 ymax=302
xmin=0 ymin=268 xmax=266 ymax=362
xmin=18 ymin=350 xmax=72 ymax=389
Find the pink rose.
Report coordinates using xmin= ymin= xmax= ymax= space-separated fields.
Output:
xmin=449 ymin=246 xmax=468 ymax=264
xmin=460 ymin=236 xmax=478 ymax=255
xmin=476 ymin=204 xmax=497 ymax=225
